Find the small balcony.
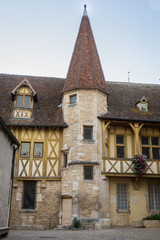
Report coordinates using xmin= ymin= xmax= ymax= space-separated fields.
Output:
xmin=102 ymin=157 xmax=160 ymax=177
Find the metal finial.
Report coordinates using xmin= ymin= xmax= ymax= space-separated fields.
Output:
xmin=83 ymin=4 xmax=88 ymax=16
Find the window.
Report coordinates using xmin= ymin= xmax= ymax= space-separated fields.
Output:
xmin=116 ymin=135 xmax=125 ymax=158
xmin=21 ymin=142 xmax=30 ymax=157
xmin=83 ymin=126 xmax=93 ymax=141
xmin=136 ymin=96 xmax=148 ymax=111
xmin=117 ymin=183 xmax=129 ymax=211
xmin=148 ymin=183 xmax=160 ymax=210
xmin=84 ymin=166 xmax=93 ymax=180
xmin=23 ymin=181 xmax=36 ymax=209
xmin=141 ymin=136 xmax=160 ymax=159
xmin=16 ymin=95 xmax=31 ymax=108
xmin=34 ymin=143 xmax=43 ymax=157
xmin=70 ymin=95 xmax=77 ymax=104
xmin=63 ymin=153 xmax=68 ymax=168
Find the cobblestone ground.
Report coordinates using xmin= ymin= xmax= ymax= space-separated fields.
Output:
xmin=3 ymin=228 xmax=160 ymax=240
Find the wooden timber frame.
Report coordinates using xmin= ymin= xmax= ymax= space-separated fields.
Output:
xmin=102 ymin=120 xmax=160 ymax=178
xmin=10 ymin=126 xmax=63 ymax=181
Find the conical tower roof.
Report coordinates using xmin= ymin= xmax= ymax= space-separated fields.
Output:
xmin=62 ymin=5 xmax=109 ymax=95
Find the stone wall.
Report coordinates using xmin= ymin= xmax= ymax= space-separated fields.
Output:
xmin=10 ymin=180 xmax=61 ymax=230
xmin=61 ymin=89 xmax=110 ymax=227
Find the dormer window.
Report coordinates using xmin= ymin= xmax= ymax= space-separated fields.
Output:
xmin=136 ymin=96 xmax=148 ymax=111
xmin=11 ymin=78 xmax=37 ymax=119
xmin=16 ymin=95 xmax=31 ymax=108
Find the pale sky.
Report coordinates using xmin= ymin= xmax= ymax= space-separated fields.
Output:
xmin=0 ymin=0 xmax=160 ymax=84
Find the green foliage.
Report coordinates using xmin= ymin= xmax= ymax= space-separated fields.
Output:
xmin=143 ymin=213 xmax=160 ymax=221
xmin=72 ymin=217 xmax=82 ymax=229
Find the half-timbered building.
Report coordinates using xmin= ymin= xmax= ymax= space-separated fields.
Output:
xmin=0 ymin=6 xmax=160 ymax=229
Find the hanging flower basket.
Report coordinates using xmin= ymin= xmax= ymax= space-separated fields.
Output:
xmin=132 ymin=154 xmax=147 ymax=175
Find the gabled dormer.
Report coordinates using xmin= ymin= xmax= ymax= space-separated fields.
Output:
xmin=136 ymin=96 xmax=148 ymax=111
xmin=11 ymin=78 xmax=37 ymax=119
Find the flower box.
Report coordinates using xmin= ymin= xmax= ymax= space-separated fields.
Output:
xmin=143 ymin=220 xmax=160 ymax=228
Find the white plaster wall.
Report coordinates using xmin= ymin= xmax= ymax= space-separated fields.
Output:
xmin=0 ymin=129 xmax=13 ymax=227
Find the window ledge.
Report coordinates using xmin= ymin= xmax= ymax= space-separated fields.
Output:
xmin=117 ymin=209 xmax=130 ymax=213
xmin=20 ymin=209 xmax=37 ymax=213
xmin=83 ymin=139 xmax=95 ymax=144
xmin=68 ymin=103 xmax=77 ymax=107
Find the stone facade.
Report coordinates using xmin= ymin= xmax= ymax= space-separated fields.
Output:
xmin=10 ymin=180 xmax=61 ymax=230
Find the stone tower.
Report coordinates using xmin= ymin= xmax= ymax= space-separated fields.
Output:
xmin=61 ymin=5 xmax=110 ymax=228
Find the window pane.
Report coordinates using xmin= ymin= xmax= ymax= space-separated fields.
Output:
xmin=141 ymin=103 xmax=146 ymax=110
xmin=21 ymin=142 xmax=30 ymax=157
xmin=154 ymin=184 xmax=160 ymax=210
xmin=152 ymin=137 xmax=159 ymax=146
xmin=84 ymin=127 xmax=92 ymax=140
xmin=117 ymin=146 xmax=124 ymax=158
xmin=23 ymin=181 xmax=36 ymax=209
xmin=70 ymin=95 xmax=77 ymax=104
xmin=34 ymin=143 xmax=43 ymax=157
xmin=24 ymin=96 xmax=31 ymax=108
xmin=116 ymin=136 xmax=124 ymax=144
xmin=16 ymin=95 xmax=23 ymax=107
xmin=117 ymin=183 xmax=128 ymax=210
xmin=152 ymin=148 xmax=160 ymax=159
xmin=142 ymin=147 xmax=150 ymax=159
xmin=148 ymin=183 xmax=154 ymax=210
xmin=84 ymin=166 xmax=93 ymax=180
xmin=142 ymin=137 xmax=149 ymax=145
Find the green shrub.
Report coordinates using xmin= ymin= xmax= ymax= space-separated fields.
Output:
xmin=143 ymin=213 xmax=160 ymax=221
xmin=72 ymin=217 xmax=82 ymax=229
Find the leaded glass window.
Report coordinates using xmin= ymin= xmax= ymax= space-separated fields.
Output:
xmin=21 ymin=142 xmax=30 ymax=157
xmin=84 ymin=166 xmax=93 ymax=180
xmin=34 ymin=143 xmax=43 ymax=157
xmin=148 ymin=183 xmax=160 ymax=210
xmin=83 ymin=126 xmax=93 ymax=141
xmin=117 ymin=183 xmax=128 ymax=211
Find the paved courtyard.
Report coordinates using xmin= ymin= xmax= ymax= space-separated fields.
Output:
xmin=3 ymin=228 xmax=160 ymax=240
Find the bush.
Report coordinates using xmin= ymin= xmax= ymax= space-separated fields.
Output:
xmin=143 ymin=213 xmax=160 ymax=221
xmin=72 ymin=217 xmax=82 ymax=229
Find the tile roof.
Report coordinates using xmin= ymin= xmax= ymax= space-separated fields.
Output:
xmin=99 ymin=81 xmax=160 ymax=123
xmin=0 ymin=74 xmax=66 ymax=127
xmin=62 ymin=8 xmax=108 ymax=95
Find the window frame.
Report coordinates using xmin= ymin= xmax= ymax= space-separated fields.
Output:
xmin=117 ymin=183 xmax=129 ymax=213
xmin=83 ymin=126 xmax=93 ymax=141
xmin=84 ymin=166 xmax=93 ymax=180
xmin=33 ymin=142 xmax=43 ymax=158
xmin=116 ymin=135 xmax=125 ymax=158
xmin=21 ymin=142 xmax=30 ymax=158
xmin=69 ymin=94 xmax=77 ymax=104
xmin=141 ymin=136 xmax=160 ymax=160
xmin=16 ymin=94 xmax=31 ymax=109
xmin=22 ymin=181 xmax=36 ymax=210
xmin=148 ymin=182 xmax=160 ymax=211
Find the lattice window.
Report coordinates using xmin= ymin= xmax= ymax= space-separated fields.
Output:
xmin=116 ymin=135 xmax=125 ymax=158
xmin=117 ymin=183 xmax=128 ymax=211
xmin=34 ymin=142 xmax=43 ymax=158
xmin=23 ymin=181 xmax=36 ymax=209
xmin=21 ymin=142 xmax=30 ymax=157
xmin=141 ymin=136 xmax=160 ymax=159
xmin=84 ymin=166 xmax=93 ymax=180
xmin=83 ymin=126 xmax=93 ymax=141
xmin=148 ymin=183 xmax=160 ymax=210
